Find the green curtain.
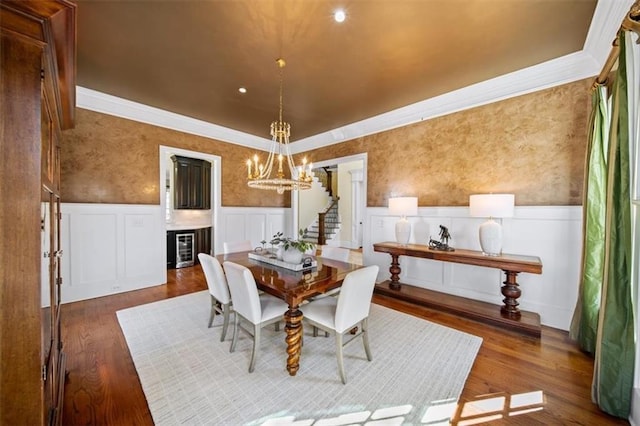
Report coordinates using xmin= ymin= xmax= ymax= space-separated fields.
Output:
xmin=570 ymin=30 xmax=635 ymax=419
xmin=592 ymin=30 xmax=635 ymax=418
xmin=569 ymin=83 xmax=609 ymax=354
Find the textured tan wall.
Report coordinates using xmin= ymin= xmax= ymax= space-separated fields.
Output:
xmin=61 ymin=109 xmax=289 ymax=207
xmin=306 ymin=78 xmax=590 ymax=206
xmin=61 ymin=78 xmax=590 ymax=207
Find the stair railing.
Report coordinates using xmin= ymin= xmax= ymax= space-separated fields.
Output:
xmin=317 ymin=197 xmax=339 ymax=245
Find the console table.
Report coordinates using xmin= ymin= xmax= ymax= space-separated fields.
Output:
xmin=373 ymin=242 xmax=543 ymax=336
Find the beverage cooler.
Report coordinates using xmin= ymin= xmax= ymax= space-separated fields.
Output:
xmin=175 ymin=232 xmax=195 ymax=268
xmin=167 ymin=227 xmax=212 ymax=269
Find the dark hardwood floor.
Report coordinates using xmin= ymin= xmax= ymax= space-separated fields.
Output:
xmin=61 ymin=265 xmax=629 ymax=425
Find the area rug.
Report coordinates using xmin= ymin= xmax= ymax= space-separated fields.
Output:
xmin=117 ymin=291 xmax=482 ymax=425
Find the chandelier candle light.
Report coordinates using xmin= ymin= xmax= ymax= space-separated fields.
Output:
xmin=469 ymin=193 xmax=515 ymax=256
xmin=388 ymin=197 xmax=418 ymax=245
xmin=247 ymin=58 xmax=313 ymax=194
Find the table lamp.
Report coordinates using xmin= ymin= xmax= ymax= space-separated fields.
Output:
xmin=388 ymin=197 xmax=418 ymax=245
xmin=469 ymin=194 xmax=514 ymax=256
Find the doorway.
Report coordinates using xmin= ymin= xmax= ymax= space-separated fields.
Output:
xmin=292 ymin=153 xmax=367 ymax=249
xmin=158 ymin=146 xmax=221 ymax=267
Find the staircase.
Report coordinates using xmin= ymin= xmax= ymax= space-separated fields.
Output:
xmin=302 ymin=200 xmax=340 ymax=244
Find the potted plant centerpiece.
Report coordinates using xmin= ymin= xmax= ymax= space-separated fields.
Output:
xmin=270 ymin=230 xmax=315 ymax=264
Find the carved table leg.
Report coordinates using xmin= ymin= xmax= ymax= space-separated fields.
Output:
xmin=389 ymin=254 xmax=402 ymax=290
xmin=284 ymin=307 xmax=303 ymax=376
xmin=501 ymin=270 xmax=521 ymax=318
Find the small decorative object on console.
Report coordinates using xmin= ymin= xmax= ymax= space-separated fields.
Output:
xmin=428 ymin=225 xmax=455 ymax=251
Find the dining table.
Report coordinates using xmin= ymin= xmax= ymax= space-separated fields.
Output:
xmin=216 ymin=250 xmax=363 ymax=376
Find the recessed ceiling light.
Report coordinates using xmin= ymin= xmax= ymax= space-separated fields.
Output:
xmin=238 ymin=87 xmax=247 ymax=94
xmin=334 ymin=9 xmax=346 ymax=23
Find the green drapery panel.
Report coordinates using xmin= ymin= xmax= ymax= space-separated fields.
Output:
xmin=569 ymin=84 xmax=609 ymax=354
xmin=592 ymin=30 xmax=635 ymax=418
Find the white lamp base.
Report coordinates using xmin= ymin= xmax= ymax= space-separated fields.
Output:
xmin=395 ymin=217 xmax=411 ymax=245
xmin=478 ymin=218 xmax=502 ymax=256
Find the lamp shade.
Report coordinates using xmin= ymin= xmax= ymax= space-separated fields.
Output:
xmin=469 ymin=194 xmax=514 ymax=218
xmin=388 ymin=197 xmax=418 ymax=217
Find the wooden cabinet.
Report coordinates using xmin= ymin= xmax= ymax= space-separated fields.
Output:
xmin=1 ymin=1 xmax=75 ymax=424
xmin=166 ymin=231 xmax=177 ymax=269
xmin=195 ymin=227 xmax=212 ymax=259
xmin=172 ymin=156 xmax=211 ymax=209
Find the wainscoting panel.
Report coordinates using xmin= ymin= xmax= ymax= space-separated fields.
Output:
xmin=222 ymin=213 xmax=249 ymax=249
xmin=61 ymin=204 xmax=165 ymax=303
xmin=60 ymin=202 xmax=581 ymax=331
xmin=124 ymin=213 xmax=161 ymax=279
xmin=74 ymin=213 xmax=118 ymax=284
xmin=401 ymin=256 xmax=445 ymax=289
xmin=448 ymin=263 xmax=502 ymax=298
xmin=216 ymin=207 xmax=289 ymax=254
xmin=247 ymin=214 xmax=267 ymax=249
xmin=268 ymin=213 xmax=288 ymax=243
xmin=60 ymin=204 xmax=292 ymax=303
xmin=364 ymin=206 xmax=582 ymax=330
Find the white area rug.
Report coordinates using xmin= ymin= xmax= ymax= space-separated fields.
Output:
xmin=117 ymin=291 xmax=482 ymax=425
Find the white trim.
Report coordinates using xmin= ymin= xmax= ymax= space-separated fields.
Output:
xmin=583 ymin=0 xmax=635 ymax=62
xmin=291 ymin=153 xmax=368 ymax=241
xmin=292 ymin=52 xmax=599 ymax=153
xmin=78 ymin=87 xmax=270 ymax=151
xmin=159 ymin=146 xmax=222 ymax=268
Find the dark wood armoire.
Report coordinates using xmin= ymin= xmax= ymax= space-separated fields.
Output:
xmin=0 ymin=1 xmax=76 ymax=424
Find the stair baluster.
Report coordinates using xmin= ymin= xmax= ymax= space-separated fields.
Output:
xmin=317 ymin=197 xmax=339 ymax=245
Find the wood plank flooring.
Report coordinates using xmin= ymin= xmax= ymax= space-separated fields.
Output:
xmin=61 ymin=265 xmax=629 ymax=425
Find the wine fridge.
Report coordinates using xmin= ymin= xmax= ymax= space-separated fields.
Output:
xmin=175 ymin=232 xmax=195 ymax=268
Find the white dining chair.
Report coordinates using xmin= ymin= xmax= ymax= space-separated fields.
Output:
xmin=300 ymin=265 xmax=379 ymax=384
xmin=198 ymin=253 xmax=233 ymax=341
xmin=223 ymin=261 xmax=289 ymax=373
xmin=223 ymin=240 xmax=253 ymax=254
xmin=320 ymin=245 xmax=351 ymax=262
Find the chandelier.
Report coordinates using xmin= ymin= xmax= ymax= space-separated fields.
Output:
xmin=247 ymin=58 xmax=313 ymax=194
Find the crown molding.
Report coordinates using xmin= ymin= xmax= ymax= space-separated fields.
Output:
xmin=76 ymin=87 xmax=270 ymax=151
xmin=290 ymin=51 xmax=597 ymax=153
xmin=583 ymin=0 xmax=635 ymax=62
xmin=76 ymin=0 xmax=631 ymax=155
xmin=291 ymin=0 xmax=633 ymax=154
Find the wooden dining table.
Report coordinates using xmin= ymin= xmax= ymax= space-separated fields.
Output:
xmin=216 ymin=250 xmax=363 ymax=376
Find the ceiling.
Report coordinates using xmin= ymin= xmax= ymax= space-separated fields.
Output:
xmin=75 ymin=0 xmax=630 ymax=151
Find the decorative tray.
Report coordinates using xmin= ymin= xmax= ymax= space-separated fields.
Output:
xmin=248 ymin=251 xmax=317 ymax=271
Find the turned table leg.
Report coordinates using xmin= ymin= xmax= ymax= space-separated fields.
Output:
xmin=389 ymin=253 xmax=402 ymax=290
xmin=501 ymin=270 xmax=521 ymax=318
xmin=284 ymin=307 xmax=303 ymax=376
